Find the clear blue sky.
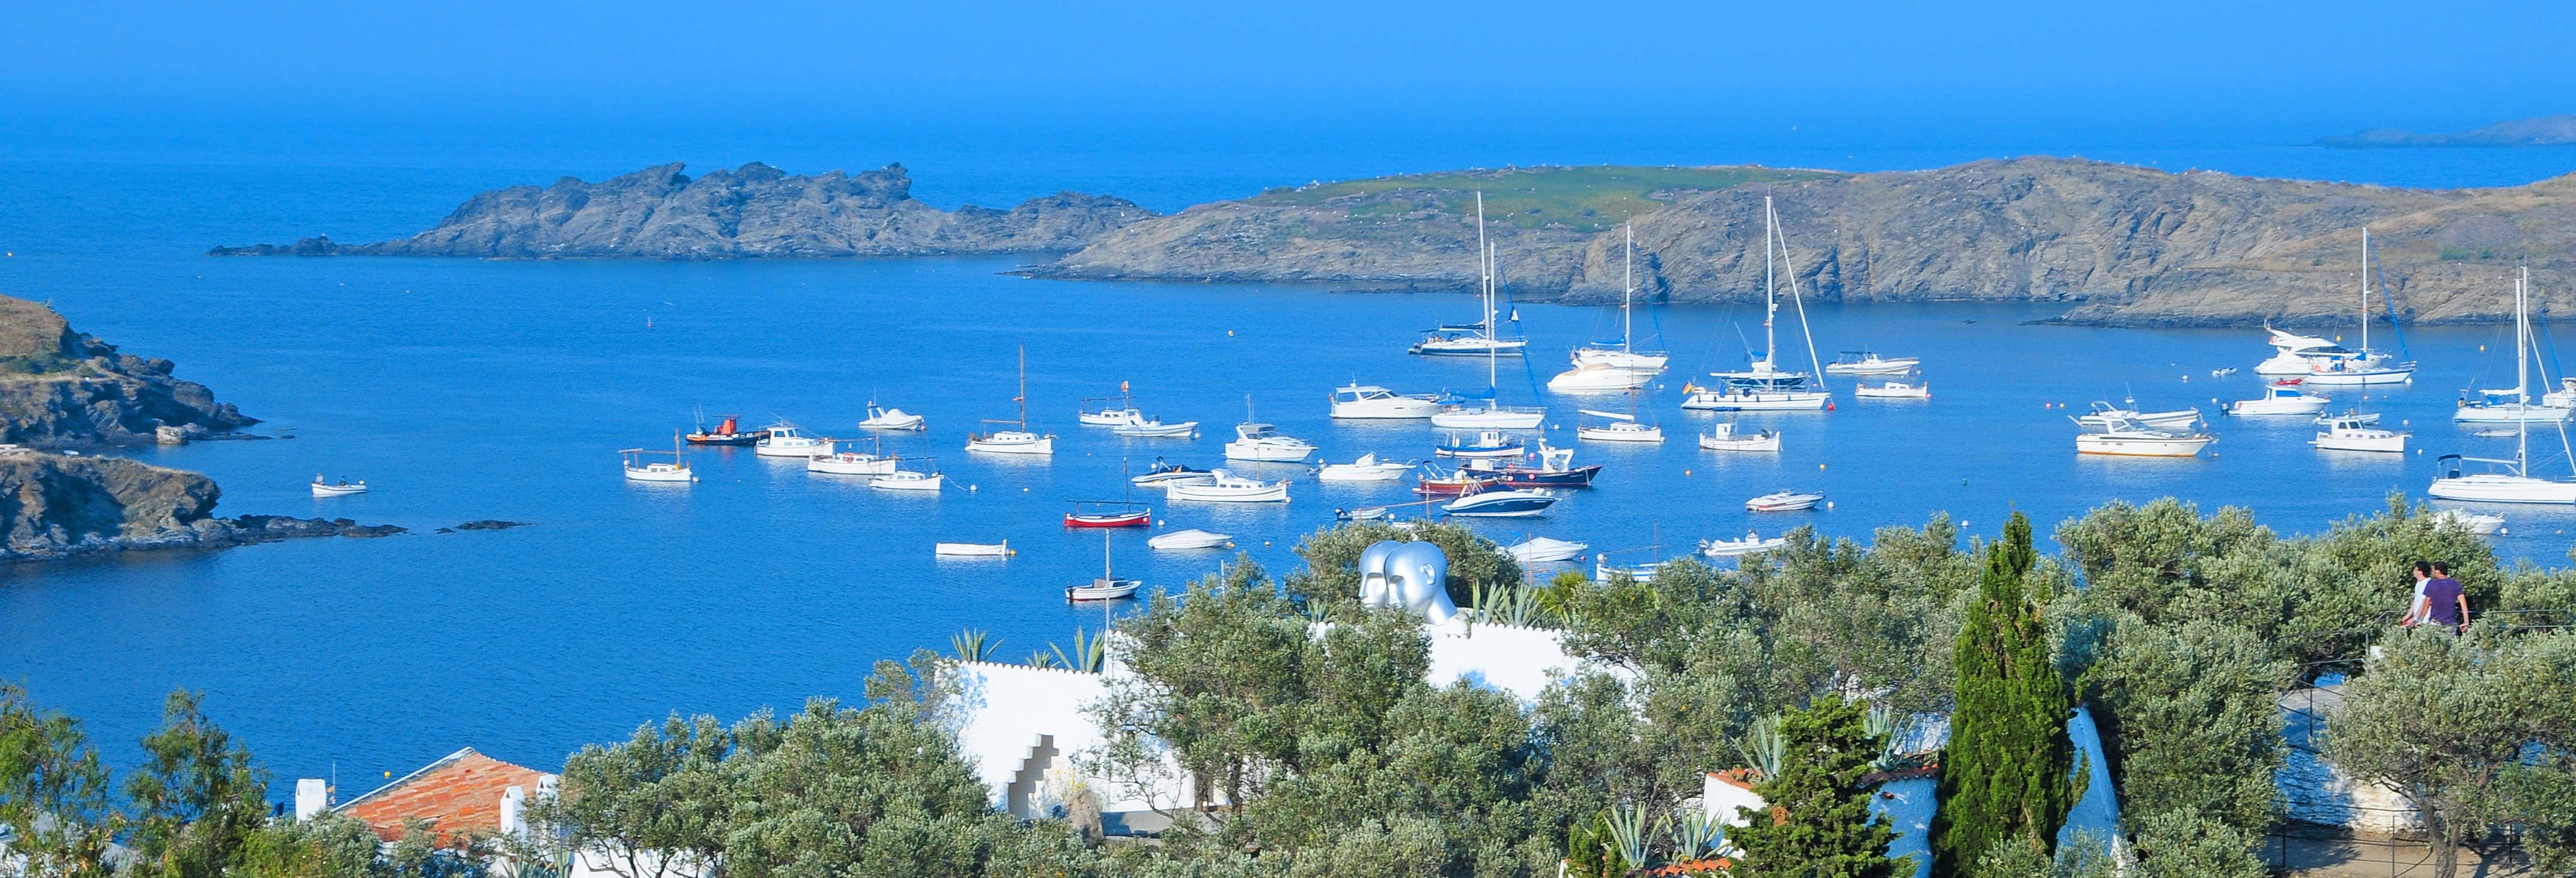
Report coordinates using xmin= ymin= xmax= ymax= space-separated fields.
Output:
xmin=8 ymin=0 xmax=2573 ymax=138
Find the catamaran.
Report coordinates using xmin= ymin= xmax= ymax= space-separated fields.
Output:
xmin=2430 ymin=269 xmax=2576 ymax=504
xmin=1550 ymin=223 xmax=1667 ymax=392
xmin=1431 ymin=195 xmax=1547 ymax=428
xmin=966 ymin=347 xmax=1056 ymax=455
xmin=1681 ymin=196 xmax=1831 ymax=411
xmin=1411 ymin=192 xmax=1528 ymax=358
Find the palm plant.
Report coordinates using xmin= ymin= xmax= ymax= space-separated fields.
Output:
xmin=949 ymin=628 xmax=1000 ymax=662
xmin=1050 ymin=628 xmax=1105 ymax=673
xmin=1735 ymin=713 xmax=1786 ymax=782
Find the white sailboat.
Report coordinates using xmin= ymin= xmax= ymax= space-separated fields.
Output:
xmin=1681 ymin=196 xmax=1831 ymax=411
xmin=966 ymin=347 xmax=1056 ymax=455
xmin=621 ymin=432 xmax=695 ymax=483
xmin=2298 ymin=228 xmax=2418 ymax=386
xmin=1066 ymin=530 xmax=1142 ymax=602
xmin=2431 ymin=269 xmax=2576 ymax=504
xmin=1411 ymin=192 xmax=1528 ymax=358
xmin=1432 ymin=195 xmax=1547 ymax=428
xmin=1551 ymin=224 xmax=1667 ymax=392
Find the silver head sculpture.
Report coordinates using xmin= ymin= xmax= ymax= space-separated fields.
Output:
xmin=1358 ymin=539 xmax=1459 ymax=625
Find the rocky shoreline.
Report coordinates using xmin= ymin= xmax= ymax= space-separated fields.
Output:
xmin=0 ymin=452 xmax=405 ymax=563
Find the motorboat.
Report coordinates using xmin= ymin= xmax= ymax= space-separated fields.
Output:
xmin=2294 ymin=228 xmax=2420 ymax=386
xmin=1434 ymin=431 xmax=1526 ymax=459
xmin=1078 ymin=402 xmax=1146 ymax=426
xmin=2227 ymin=382 xmax=2330 ymax=417
xmin=1111 ymin=419 xmax=1200 ymax=438
xmin=1746 ymin=490 xmax=1824 ymax=512
xmin=1507 ymin=536 xmax=1588 ymax=565
xmin=1575 ymin=410 xmax=1664 ymax=444
xmin=1065 ymin=501 xmax=1153 ymax=527
xmin=1698 ymin=422 xmax=1782 ymax=453
xmin=1700 ymin=531 xmax=1788 ymax=558
xmin=1224 ymin=422 xmax=1316 ymax=462
xmin=967 ymin=347 xmax=1056 ymax=455
xmin=2312 ymin=409 xmax=2381 ymax=426
xmin=684 ymin=414 xmax=767 ymax=446
xmin=1428 ymin=397 xmax=1547 ymax=429
xmin=2077 ymin=401 xmax=2202 ymax=431
xmin=1131 ymin=459 xmax=1217 ymax=488
xmin=1330 ymin=384 xmax=1441 ymax=419
xmin=1068 ymin=529 xmax=1141 ymax=602
xmin=2429 ymin=269 xmax=2576 ymax=504
xmin=807 ymin=450 xmax=898 ymax=475
xmin=1335 ymin=506 xmax=1391 ymax=521
xmin=2429 ymin=509 xmax=2507 ymax=535
xmin=1593 ymin=554 xmax=1666 ymax=583
xmin=2255 ymin=327 xmax=2341 ymax=375
xmin=1168 ymin=470 xmax=1292 ymax=503
xmin=1823 ymin=351 xmax=1921 ymax=375
xmin=1553 ymin=225 xmax=1669 ymax=391
xmin=1461 ymin=443 xmax=1599 ymax=488
xmin=1442 ymin=488 xmax=1558 ymax=518
xmin=2543 ymin=377 xmax=2576 ymax=409
xmin=755 ymin=422 xmax=833 ymax=458
xmin=1852 ymin=377 xmax=1930 ymax=399
xmin=934 ymin=541 xmax=1010 ymax=557
xmin=1414 ymin=466 xmax=1499 ymax=497
xmin=311 ymin=476 xmax=368 ymax=497
xmin=869 ymin=468 xmax=944 ymax=491
xmin=1682 ymin=197 xmax=1832 ymax=412
xmin=858 ymin=402 xmax=926 ymax=432
xmin=2211 ymin=368 xmax=2239 ymax=377
xmin=2311 ymin=416 xmax=2408 ymax=453
xmin=622 ymin=434 xmax=693 ymax=483
xmin=1315 ymin=453 xmax=1414 ymax=482
xmin=1147 ymin=528 xmax=1234 ymax=550
xmin=2073 ymin=416 xmax=2216 ymax=458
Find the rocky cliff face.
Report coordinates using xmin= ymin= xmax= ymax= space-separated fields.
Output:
xmin=0 ymin=295 xmax=255 ymax=446
xmin=1042 ymin=157 xmax=2576 ymax=326
xmin=0 ymin=451 xmax=401 ymax=562
xmin=210 ymin=162 xmax=1156 ymax=259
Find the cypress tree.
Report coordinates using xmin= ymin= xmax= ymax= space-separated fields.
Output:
xmin=1930 ymin=512 xmax=2074 ymax=877
xmin=1729 ymin=698 xmax=1901 ymax=878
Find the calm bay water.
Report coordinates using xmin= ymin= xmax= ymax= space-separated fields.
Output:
xmin=4 ymin=130 xmax=2576 ymax=787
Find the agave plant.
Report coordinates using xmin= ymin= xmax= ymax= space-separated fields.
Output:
xmin=1050 ymin=628 xmax=1105 ymax=673
xmin=1669 ymin=808 xmax=1724 ymax=861
xmin=949 ymin=628 xmax=1000 ymax=662
xmin=1025 ymin=650 xmax=1061 ymax=669
xmin=1735 ymin=713 xmax=1785 ymax=782
xmin=1864 ymin=704 xmax=1913 ymax=771
xmin=1600 ymin=802 xmax=1662 ymax=871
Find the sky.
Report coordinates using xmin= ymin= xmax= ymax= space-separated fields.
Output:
xmin=8 ymin=0 xmax=2575 ymax=141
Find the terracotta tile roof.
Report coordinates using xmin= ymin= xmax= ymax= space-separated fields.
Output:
xmin=1706 ymin=767 xmax=1758 ymax=792
xmin=1645 ymin=858 xmax=1732 ymax=876
xmin=338 ymin=747 xmax=544 ymax=843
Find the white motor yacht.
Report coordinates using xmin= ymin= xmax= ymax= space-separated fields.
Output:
xmin=1698 ymin=422 xmax=1782 ymax=452
xmin=755 ymin=422 xmax=833 ymax=458
xmin=1700 ymin=531 xmax=1788 ymax=557
xmin=2074 ymin=415 xmax=2216 ymax=457
xmin=2429 ymin=509 xmax=2507 ymax=535
xmin=1746 ymin=490 xmax=1824 ymax=512
xmin=1575 ymin=410 xmax=1663 ymax=443
xmin=2254 ymin=327 xmax=2347 ymax=376
xmin=934 ymin=541 xmax=1010 ymax=557
xmin=1330 ymin=384 xmax=1442 ymax=419
xmin=2227 ymin=383 xmax=2330 ymax=416
xmin=1224 ymin=422 xmax=1315 ymax=462
xmin=1316 ymin=453 xmax=1414 ymax=482
xmin=2077 ymin=401 xmax=2201 ymax=431
xmin=2311 ymin=416 xmax=2408 ymax=453
xmin=1147 ymin=528 xmax=1235 ymax=550
xmin=1442 ymin=488 xmax=1558 ymax=518
xmin=1823 ymin=351 xmax=1921 ymax=375
xmin=1507 ymin=536 xmax=1588 ymax=565
xmin=1168 ymin=470 xmax=1292 ymax=503
xmin=1852 ymin=377 xmax=1930 ymax=399
xmin=807 ymin=450 xmax=899 ymax=474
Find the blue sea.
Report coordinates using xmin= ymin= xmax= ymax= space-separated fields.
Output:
xmin=5 ymin=117 xmax=2576 ymax=786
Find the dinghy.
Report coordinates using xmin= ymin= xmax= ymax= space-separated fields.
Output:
xmin=1698 ymin=422 xmax=1781 ymax=453
xmin=1700 ymin=531 xmax=1788 ymax=557
xmin=934 ymin=540 xmax=1011 ymax=557
xmin=1065 ymin=501 xmax=1153 ymax=527
xmin=1147 ymin=529 xmax=1234 ymax=550
xmin=858 ymin=402 xmax=926 ymax=431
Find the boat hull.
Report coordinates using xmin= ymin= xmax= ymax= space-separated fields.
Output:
xmin=1316 ymin=464 xmax=1412 ymax=482
xmin=1442 ymin=491 xmax=1558 ymax=517
xmin=1147 ymin=530 xmax=1235 ymax=550
xmin=2228 ymin=399 xmax=2330 ymax=416
xmin=2311 ymin=431 xmax=2408 ymax=453
xmin=624 ymin=465 xmax=693 ymax=483
xmin=1113 ymin=422 xmax=1200 ymax=438
xmin=2076 ymin=435 xmax=2214 ymax=457
xmin=1331 ymin=400 xmax=1441 ymax=419
xmin=870 ymin=473 xmax=943 ymax=491
xmin=1224 ymin=442 xmax=1314 ymax=462
xmin=1548 ymin=365 xmax=1654 ymax=392
xmin=1746 ymin=492 xmax=1823 ymax=512
xmin=684 ymin=432 xmax=765 ymax=446
xmin=1507 ymin=538 xmax=1588 ymax=564
xmin=1429 ymin=409 xmax=1546 ymax=429
xmin=1576 ymin=425 xmax=1665 ymax=443
xmin=755 ymin=441 xmax=831 ymax=458
xmin=311 ymin=483 xmax=368 ymax=496
xmin=1065 ymin=511 xmax=1152 ymax=527
xmin=807 ymin=455 xmax=898 ymax=474
xmin=2301 ymin=368 xmax=2415 ymax=386
xmin=1411 ymin=338 xmax=1527 ymax=357
xmin=2428 ymin=474 xmax=2576 ymax=504
xmin=966 ymin=434 xmax=1055 ymax=455
xmin=1168 ymin=483 xmax=1290 ymax=503
xmin=2453 ymin=404 xmax=2575 ymax=423
xmin=934 ymin=542 xmax=1009 ymax=557
xmin=1700 ymin=538 xmax=1787 ymax=558
xmin=1680 ymin=390 xmax=1830 ymax=411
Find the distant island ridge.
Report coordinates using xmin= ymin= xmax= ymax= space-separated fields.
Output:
xmin=214 ymin=156 xmax=2576 ymax=328
xmin=2318 ymin=114 xmax=2576 ymax=148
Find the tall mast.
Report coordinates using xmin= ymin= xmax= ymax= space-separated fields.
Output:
xmin=1763 ymin=195 xmax=1778 ymax=371
xmin=1486 ymin=241 xmax=1500 ymax=396
xmin=1016 ymin=345 xmax=1028 ymax=430
xmin=1623 ymin=223 xmax=1635 ymax=354
xmin=2519 ymin=269 xmax=2532 ymax=474
xmin=1103 ymin=528 xmax=1113 ymax=581
xmin=1476 ymin=192 xmax=1491 ymax=343
xmin=2359 ymin=227 xmax=2371 ymax=354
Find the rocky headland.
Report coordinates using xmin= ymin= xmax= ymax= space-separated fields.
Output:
xmin=210 ymin=162 xmax=1154 ymax=259
xmin=0 ymin=451 xmax=402 ymax=563
xmin=0 ymin=294 xmax=256 ymax=446
xmin=2318 ymin=114 xmax=2576 ymax=148
xmin=1036 ymin=157 xmax=2576 ymax=327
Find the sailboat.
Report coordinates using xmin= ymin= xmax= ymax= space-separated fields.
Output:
xmin=2431 ymin=268 xmax=2576 ymax=504
xmin=1431 ymin=195 xmax=1547 ymax=429
xmin=965 ymin=347 xmax=1056 ymax=455
xmin=1066 ymin=529 xmax=1143 ymax=602
xmin=1410 ymin=200 xmax=1528 ymax=357
xmin=1681 ymin=196 xmax=1832 ymax=411
xmin=1550 ymin=223 xmax=1667 ymax=392
xmin=1575 ymin=387 xmax=1663 ymax=443
xmin=621 ymin=432 xmax=696 ymax=483
xmin=2301 ymin=228 xmax=2419 ymax=385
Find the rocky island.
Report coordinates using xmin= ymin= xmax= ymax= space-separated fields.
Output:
xmin=2318 ymin=114 xmax=2576 ymax=148
xmin=0 ymin=295 xmax=401 ymax=562
xmin=211 ymin=162 xmax=1154 ymax=259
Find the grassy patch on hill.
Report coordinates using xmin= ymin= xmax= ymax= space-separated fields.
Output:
xmin=1251 ymin=165 xmax=1838 ymax=232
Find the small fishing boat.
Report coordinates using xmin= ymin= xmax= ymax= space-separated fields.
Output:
xmin=1068 ymin=530 xmax=1142 ymax=602
xmin=2311 ymin=416 xmax=2409 ymax=453
xmin=755 ymin=422 xmax=833 ymax=458
xmin=2077 ymin=401 xmax=2202 ymax=431
xmin=858 ymin=402 xmax=926 ymax=432
xmin=1575 ymin=409 xmax=1663 ymax=444
xmin=622 ymin=433 xmax=694 ymax=483
xmin=1698 ymin=422 xmax=1782 ymax=453
xmin=1746 ymin=490 xmax=1824 ymax=512
xmin=2313 ymin=409 xmax=2381 ymax=426
xmin=311 ymin=475 xmax=368 ymax=497
xmin=1132 ymin=458 xmax=1218 ymax=488
xmin=1329 ymin=384 xmax=1442 ymax=419
xmin=1147 ymin=528 xmax=1235 ymax=550
xmin=1434 ymin=431 xmax=1526 ymax=459
xmin=2227 ymin=381 xmax=2330 ymax=417
xmin=1507 ymin=536 xmax=1588 ymax=565
xmin=2074 ymin=416 xmax=2217 ymax=457
xmin=1316 ymin=453 xmax=1415 ymax=482
xmin=934 ymin=540 xmax=1010 ymax=557
xmin=1336 ymin=506 xmax=1391 ymax=521
xmin=967 ymin=347 xmax=1056 ymax=455
xmin=1065 ymin=501 xmax=1153 ymax=527
xmin=2429 ymin=508 xmax=2507 ymax=535
xmin=1414 ymin=466 xmax=1498 ymax=497
xmin=1700 ymin=531 xmax=1787 ymax=557
xmin=1442 ymin=488 xmax=1558 ymax=518
xmin=1168 ymin=470 xmax=1292 ymax=503
xmin=807 ymin=450 xmax=898 ymax=475
xmin=1078 ymin=402 xmax=1146 ymax=426
xmin=1852 ymin=377 xmax=1930 ymax=399
xmin=1461 ymin=444 xmax=1599 ymax=488
xmin=1112 ymin=419 xmax=1200 ymax=438
xmin=684 ymin=414 xmax=768 ymax=445
xmin=1823 ymin=351 xmax=1920 ymax=375
xmin=870 ymin=468 xmax=944 ymax=491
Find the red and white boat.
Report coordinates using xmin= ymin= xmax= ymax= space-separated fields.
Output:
xmin=1064 ymin=501 xmax=1152 ymax=528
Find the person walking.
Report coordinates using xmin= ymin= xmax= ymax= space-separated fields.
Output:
xmin=2405 ymin=562 xmax=2471 ymax=633
xmin=2401 ymin=561 xmax=2434 ymax=626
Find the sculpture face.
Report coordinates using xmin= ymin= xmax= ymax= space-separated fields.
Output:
xmin=1358 ymin=540 xmax=1458 ymax=624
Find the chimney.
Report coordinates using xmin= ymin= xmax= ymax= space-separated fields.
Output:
xmin=499 ymin=786 xmax=526 ymax=837
xmin=294 ymin=778 xmax=328 ymax=822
